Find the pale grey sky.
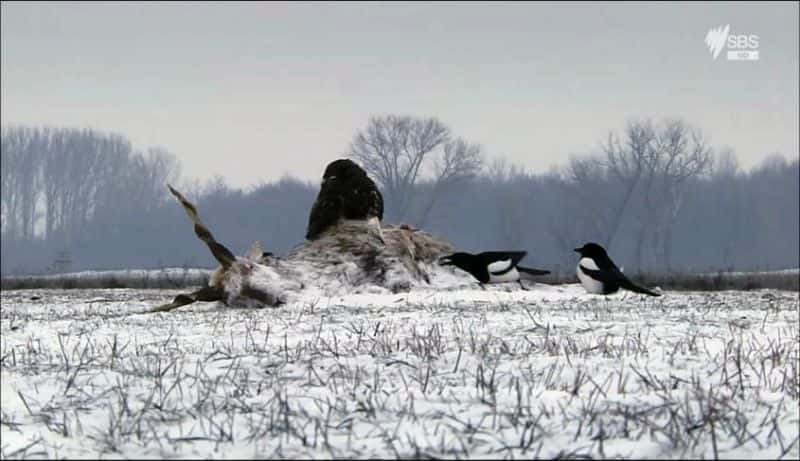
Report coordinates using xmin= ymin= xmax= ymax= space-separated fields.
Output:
xmin=2 ymin=1 xmax=798 ymax=187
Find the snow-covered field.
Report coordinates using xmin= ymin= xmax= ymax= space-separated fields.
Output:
xmin=1 ymin=285 xmax=798 ymax=459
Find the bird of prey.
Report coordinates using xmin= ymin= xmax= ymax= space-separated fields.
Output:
xmin=306 ymin=159 xmax=384 ymax=240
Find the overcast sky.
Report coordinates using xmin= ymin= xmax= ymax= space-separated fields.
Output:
xmin=2 ymin=1 xmax=798 ymax=187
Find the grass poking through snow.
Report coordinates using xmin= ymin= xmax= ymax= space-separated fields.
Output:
xmin=1 ymin=286 xmax=798 ymax=459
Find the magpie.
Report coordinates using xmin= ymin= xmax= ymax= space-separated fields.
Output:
xmin=438 ymin=251 xmax=550 ymax=289
xmin=574 ymin=242 xmax=660 ymax=296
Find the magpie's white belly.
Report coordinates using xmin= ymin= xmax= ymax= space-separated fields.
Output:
xmin=489 ymin=266 xmax=519 ymax=283
xmin=576 ymin=259 xmax=605 ymax=294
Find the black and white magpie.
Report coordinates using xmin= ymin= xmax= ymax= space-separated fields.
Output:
xmin=574 ymin=242 xmax=660 ymax=296
xmin=438 ymin=251 xmax=550 ymax=289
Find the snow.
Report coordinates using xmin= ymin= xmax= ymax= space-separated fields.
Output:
xmin=1 ymin=284 xmax=798 ymax=459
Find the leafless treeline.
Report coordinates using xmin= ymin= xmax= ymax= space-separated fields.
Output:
xmin=1 ymin=119 xmax=797 ymax=276
xmin=1 ymin=126 xmax=179 ymax=243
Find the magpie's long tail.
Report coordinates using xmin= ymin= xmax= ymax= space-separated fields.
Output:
xmin=621 ymin=279 xmax=661 ymax=297
xmin=518 ymin=266 xmax=550 ymax=276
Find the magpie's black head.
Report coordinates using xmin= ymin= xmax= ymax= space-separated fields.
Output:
xmin=438 ymin=252 xmax=474 ymax=268
xmin=574 ymin=242 xmax=608 ymax=258
xmin=322 ymin=159 xmax=366 ymax=183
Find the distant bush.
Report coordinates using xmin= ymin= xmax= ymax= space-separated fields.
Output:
xmin=641 ymin=270 xmax=799 ymax=292
xmin=0 ymin=268 xmax=211 ymax=291
xmin=539 ymin=269 xmax=799 ymax=292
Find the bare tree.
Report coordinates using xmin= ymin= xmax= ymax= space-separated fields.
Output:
xmin=563 ymin=154 xmax=616 ymax=243
xmin=551 ymin=120 xmax=658 ymax=259
xmin=1 ymin=126 xmax=44 ymax=240
xmin=39 ymin=129 xmax=134 ymax=242
xmin=484 ymin=158 xmax=530 ymax=247
xmin=603 ymin=120 xmax=657 ymax=250
xmin=348 ymin=115 xmax=481 ymax=223
xmin=708 ymin=148 xmax=743 ymax=268
xmin=0 ymin=126 xmax=19 ymax=237
xmin=1 ymin=125 xmax=182 ymax=254
xmin=416 ymin=138 xmax=483 ymax=226
xmin=555 ymin=119 xmax=712 ymax=273
xmin=647 ymin=119 xmax=712 ymax=270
